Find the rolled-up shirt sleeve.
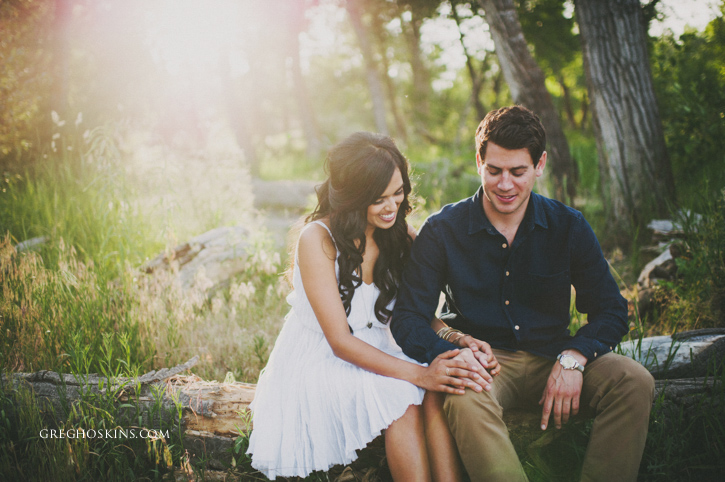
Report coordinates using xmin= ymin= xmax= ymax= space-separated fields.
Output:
xmin=563 ymin=214 xmax=628 ymax=361
xmin=392 ymin=220 xmax=458 ymax=364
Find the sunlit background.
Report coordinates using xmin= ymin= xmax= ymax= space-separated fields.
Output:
xmin=2 ymin=0 xmax=718 ymax=169
xmin=2 ymin=4 xmax=725 ymax=478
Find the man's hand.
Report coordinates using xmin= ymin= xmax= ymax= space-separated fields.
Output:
xmin=456 ymin=335 xmax=501 ymax=377
xmin=451 ymin=347 xmax=494 ymax=391
xmin=539 ymin=350 xmax=586 ymax=430
xmin=420 ymin=349 xmax=487 ymax=394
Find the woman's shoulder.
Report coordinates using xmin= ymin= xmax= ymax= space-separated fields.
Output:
xmin=299 ymin=219 xmax=336 ymax=261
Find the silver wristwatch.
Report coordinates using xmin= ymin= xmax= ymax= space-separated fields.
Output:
xmin=557 ymin=354 xmax=584 ymax=373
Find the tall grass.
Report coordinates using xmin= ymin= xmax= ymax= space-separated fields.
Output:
xmin=1 ymin=127 xmax=161 ymax=276
xmin=0 ymin=236 xmax=153 ymax=374
xmin=1 ymin=125 xmax=292 ymax=479
xmin=647 ymin=190 xmax=725 ymax=333
xmin=134 ymin=242 xmax=290 ymax=382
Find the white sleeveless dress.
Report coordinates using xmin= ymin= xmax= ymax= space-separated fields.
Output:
xmin=247 ymin=221 xmax=425 ymax=479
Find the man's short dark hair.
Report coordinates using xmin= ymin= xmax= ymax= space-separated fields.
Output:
xmin=475 ymin=105 xmax=546 ymax=166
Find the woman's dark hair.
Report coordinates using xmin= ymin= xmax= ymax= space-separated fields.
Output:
xmin=306 ymin=132 xmax=413 ymax=325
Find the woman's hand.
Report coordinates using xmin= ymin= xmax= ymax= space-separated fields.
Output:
xmin=454 ymin=335 xmax=500 ymax=377
xmin=415 ymin=349 xmax=488 ymax=394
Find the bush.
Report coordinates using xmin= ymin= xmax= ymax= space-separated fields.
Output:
xmin=651 ymin=13 xmax=725 ymax=208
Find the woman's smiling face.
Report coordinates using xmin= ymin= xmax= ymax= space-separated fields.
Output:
xmin=366 ymin=167 xmax=404 ymax=233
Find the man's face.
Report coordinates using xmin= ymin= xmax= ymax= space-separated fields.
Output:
xmin=477 ymin=142 xmax=546 ymax=219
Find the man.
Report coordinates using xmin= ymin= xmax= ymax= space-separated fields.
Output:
xmin=392 ymin=105 xmax=654 ymax=481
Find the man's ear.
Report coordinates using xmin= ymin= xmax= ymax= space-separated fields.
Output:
xmin=535 ymin=151 xmax=547 ymax=177
xmin=476 ymin=152 xmax=483 ymax=173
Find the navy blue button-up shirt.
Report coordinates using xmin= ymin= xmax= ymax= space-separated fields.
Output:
xmin=391 ymin=188 xmax=628 ymax=365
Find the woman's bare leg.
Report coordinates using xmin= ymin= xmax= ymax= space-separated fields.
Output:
xmin=424 ymin=391 xmax=465 ymax=482
xmin=385 ymin=404 xmax=431 ymax=481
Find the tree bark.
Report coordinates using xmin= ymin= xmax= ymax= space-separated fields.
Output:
xmin=346 ymin=0 xmax=389 ymax=135
xmin=574 ymin=0 xmax=675 ymax=235
xmin=477 ymin=0 xmax=576 ymax=203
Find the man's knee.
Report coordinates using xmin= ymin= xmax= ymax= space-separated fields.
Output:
xmin=621 ymin=357 xmax=656 ymax=407
xmin=444 ymin=388 xmax=503 ymax=424
xmin=588 ymin=353 xmax=655 ymax=410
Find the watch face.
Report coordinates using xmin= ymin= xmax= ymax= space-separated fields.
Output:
xmin=560 ymin=356 xmax=576 ymax=369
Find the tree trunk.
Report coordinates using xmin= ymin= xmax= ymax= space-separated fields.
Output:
xmin=579 ymin=93 xmax=589 ymax=131
xmin=46 ymin=0 xmax=73 ymax=139
xmin=371 ymin=10 xmax=408 ymax=143
xmin=477 ymin=0 xmax=576 ymax=203
xmin=287 ymin=0 xmax=322 ymax=160
xmin=346 ymin=0 xmax=389 ymax=135
xmin=402 ymin=7 xmax=432 ymax=135
xmin=451 ymin=1 xmax=488 ymax=122
xmin=556 ymin=73 xmax=577 ymax=129
xmin=574 ymin=0 xmax=675 ymax=235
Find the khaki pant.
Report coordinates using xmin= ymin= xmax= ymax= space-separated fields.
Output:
xmin=444 ymin=350 xmax=655 ymax=482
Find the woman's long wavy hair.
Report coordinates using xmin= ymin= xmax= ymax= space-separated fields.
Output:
xmin=306 ymin=132 xmax=413 ymax=325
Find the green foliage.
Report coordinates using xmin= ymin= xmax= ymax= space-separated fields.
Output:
xmin=518 ymin=0 xmax=588 ymax=130
xmin=651 ymin=12 xmax=725 ymax=207
xmin=410 ymin=156 xmax=480 ymax=213
xmin=518 ymin=0 xmax=577 ymax=70
xmin=639 ymin=365 xmax=725 ymax=480
xmin=649 ymin=191 xmax=725 ymax=332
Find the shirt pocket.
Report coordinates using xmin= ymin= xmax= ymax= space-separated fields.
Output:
xmin=514 ymin=270 xmax=571 ymax=320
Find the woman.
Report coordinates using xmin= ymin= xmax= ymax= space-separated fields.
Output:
xmin=247 ymin=132 xmax=498 ymax=480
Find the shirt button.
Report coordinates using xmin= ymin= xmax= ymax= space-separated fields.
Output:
xmin=514 ymin=325 xmax=520 ymax=330
xmin=505 ymin=300 xmax=510 ymax=305
xmin=505 ymin=271 xmax=510 ymax=276
xmin=502 ymin=243 xmax=508 ymax=249
xmin=594 ymin=352 xmax=598 ymax=357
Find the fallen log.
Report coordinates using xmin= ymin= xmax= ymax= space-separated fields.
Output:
xmin=3 ymin=330 xmax=724 ymax=475
xmin=3 ymin=356 xmax=254 ymax=470
xmin=618 ymin=328 xmax=725 ymax=378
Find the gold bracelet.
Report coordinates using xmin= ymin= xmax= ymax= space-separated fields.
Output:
xmin=445 ymin=330 xmax=464 ymax=342
xmin=437 ymin=326 xmax=467 ymax=344
xmin=436 ymin=326 xmax=451 ymax=338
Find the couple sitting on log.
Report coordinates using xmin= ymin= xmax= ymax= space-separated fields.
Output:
xmin=247 ymin=105 xmax=655 ymax=482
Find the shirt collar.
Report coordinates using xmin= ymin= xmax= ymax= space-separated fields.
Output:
xmin=530 ymin=192 xmax=549 ymax=230
xmin=468 ymin=188 xmax=549 ymax=236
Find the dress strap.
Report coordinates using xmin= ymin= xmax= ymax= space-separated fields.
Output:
xmin=310 ymin=220 xmax=336 ymax=244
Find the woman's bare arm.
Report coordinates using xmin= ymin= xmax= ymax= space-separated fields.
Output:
xmin=297 ymin=223 xmax=485 ymax=393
